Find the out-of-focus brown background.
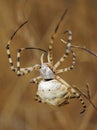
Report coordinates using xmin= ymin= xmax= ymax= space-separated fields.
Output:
xmin=0 ymin=0 xmax=97 ymax=130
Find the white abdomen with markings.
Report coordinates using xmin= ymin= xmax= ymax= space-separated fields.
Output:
xmin=36 ymin=79 xmax=68 ymax=105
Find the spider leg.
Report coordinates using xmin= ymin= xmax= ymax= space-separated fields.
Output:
xmin=41 ymin=52 xmax=47 ymax=64
xmin=85 ymin=83 xmax=91 ymax=99
xmin=67 ymin=87 xmax=86 ymax=114
xmin=56 ymin=50 xmax=76 ymax=74
xmin=55 ymin=75 xmax=71 ymax=88
xmin=35 ymin=94 xmax=42 ymax=103
xmin=56 ymin=75 xmax=86 ymax=114
xmin=6 ymin=45 xmax=41 ymax=76
xmin=53 ymin=30 xmax=76 ymax=73
xmin=48 ymin=9 xmax=67 ymax=66
xmin=58 ymin=100 xmax=69 ymax=107
xmin=6 ymin=21 xmax=46 ymax=76
xmin=74 ymin=86 xmax=97 ymax=111
xmin=6 ymin=21 xmax=28 ymax=72
xmin=16 ymin=47 xmax=41 ymax=76
xmin=29 ymin=76 xmax=42 ymax=84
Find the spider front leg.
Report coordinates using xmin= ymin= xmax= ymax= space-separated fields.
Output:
xmin=6 ymin=44 xmax=41 ymax=76
xmin=16 ymin=47 xmax=41 ymax=76
xmin=48 ymin=9 xmax=67 ymax=66
xmin=6 ymin=21 xmax=47 ymax=76
xmin=53 ymin=30 xmax=76 ymax=73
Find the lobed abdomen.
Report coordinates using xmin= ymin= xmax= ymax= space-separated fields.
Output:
xmin=36 ymin=79 xmax=68 ymax=105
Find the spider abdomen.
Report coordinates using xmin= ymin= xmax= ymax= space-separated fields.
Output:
xmin=36 ymin=79 xmax=68 ymax=105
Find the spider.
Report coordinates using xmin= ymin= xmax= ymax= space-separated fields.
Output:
xmin=6 ymin=9 xmax=97 ymax=114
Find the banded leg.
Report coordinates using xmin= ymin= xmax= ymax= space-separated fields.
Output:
xmin=56 ymin=76 xmax=86 ymax=114
xmin=16 ymin=47 xmax=42 ymax=76
xmin=74 ymin=86 xmax=97 ymax=111
xmin=6 ymin=21 xmax=28 ymax=72
xmin=68 ymin=87 xmax=86 ymax=114
xmin=53 ymin=30 xmax=76 ymax=72
xmin=55 ymin=49 xmax=76 ymax=74
xmin=6 ymin=45 xmax=41 ymax=76
xmin=54 ymin=30 xmax=72 ymax=69
xmin=76 ymin=93 xmax=86 ymax=114
xmin=6 ymin=21 xmax=46 ymax=76
xmin=29 ymin=76 xmax=42 ymax=84
xmin=48 ymin=9 xmax=67 ymax=66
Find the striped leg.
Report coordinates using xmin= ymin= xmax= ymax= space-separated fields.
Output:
xmin=6 ymin=21 xmax=47 ymax=76
xmin=6 ymin=44 xmax=41 ymax=76
xmin=6 ymin=21 xmax=28 ymax=72
xmin=55 ymin=76 xmax=86 ymax=113
xmin=29 ymin=76 xmax=42 ymax=84
xmin=16 ymin=47 xmax=42 ymax=76
xmin=6 ymin=43 xmax=17 ymax=72
xmin=74 ymin=86 xmax=97 ymax=111
xmin=68 ymin=87 xmax=86 ymax=114
xmin=56 ymin=50 xmax=76 ymax=74
xmin=47 ymin=9 xmax=67 ymax=66
xmin=74 ymin=92 xmax=86 ymax=114
xmin=53 ymin=30 xmax=76 ymax=73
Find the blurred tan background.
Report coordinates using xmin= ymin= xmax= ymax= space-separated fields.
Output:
xmin=0 ymin=0 xmax=97 ymax=130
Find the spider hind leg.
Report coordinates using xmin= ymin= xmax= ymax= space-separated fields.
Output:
xmin=68 ymin=87 xmax=86 ymax=114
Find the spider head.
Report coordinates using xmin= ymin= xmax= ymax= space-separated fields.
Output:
xmin=40 ymin=63 xmax=55 ymax=80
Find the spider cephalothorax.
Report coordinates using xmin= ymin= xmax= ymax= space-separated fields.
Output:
xmin=40 ymin=63 xmax=55 ymax=80
xmin=6 ymin=9 xmax=97 ymax=114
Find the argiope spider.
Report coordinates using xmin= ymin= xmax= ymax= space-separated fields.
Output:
xmin=6 ymin=9 xmax=97 ymax=114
